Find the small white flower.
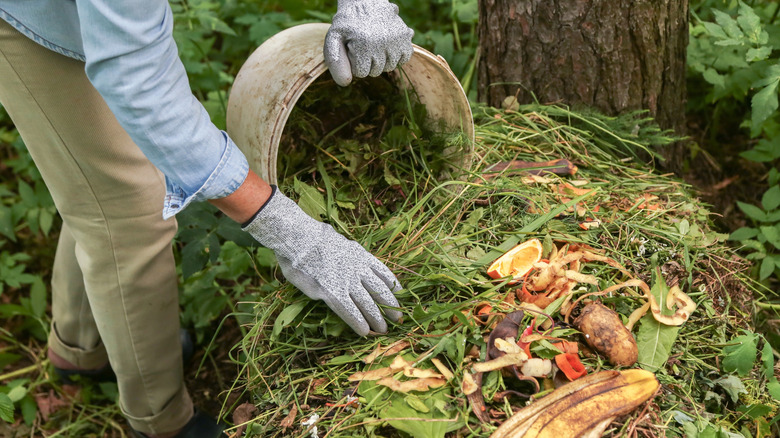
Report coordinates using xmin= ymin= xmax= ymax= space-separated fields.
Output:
xmin=302 ymin=413 xmax=320 ymax=438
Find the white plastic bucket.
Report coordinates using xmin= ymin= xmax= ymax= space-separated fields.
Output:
xmin=226 ymin=23 xmax=475 ymax=185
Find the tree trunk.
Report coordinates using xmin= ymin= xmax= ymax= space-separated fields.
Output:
xmin=477 ymin=0 xmax=688 ymax=162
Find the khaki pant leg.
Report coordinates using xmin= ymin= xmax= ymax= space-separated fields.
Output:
xmin=0 ymin=19 xmax=193 ymax=435
xmin=50 ymin=222 xmax=108 ymax=369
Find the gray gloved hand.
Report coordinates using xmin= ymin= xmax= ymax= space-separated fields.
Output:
xmin=324 ymin=0 xmax=414 ymax=87
xmin=242 ymin=187 xmax=403 ymax=336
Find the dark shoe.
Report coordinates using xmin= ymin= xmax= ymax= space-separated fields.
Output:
xmin=53 ymin=329 xmax=195 ymax=385
xmin=130 ymin=409 xmax=226 ymax=438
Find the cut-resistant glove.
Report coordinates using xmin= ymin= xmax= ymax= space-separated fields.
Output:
xmin=242 ymin=187 xmax=403 ymax=336
xmin=324 ymin=0 xmax=414 ymax=87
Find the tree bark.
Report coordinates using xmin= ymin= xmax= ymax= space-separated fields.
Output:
xmin=477 ymin=0 xmax=688 ymax=144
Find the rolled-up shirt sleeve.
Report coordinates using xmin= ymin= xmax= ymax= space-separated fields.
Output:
xmin=74 ymin=0 xmax=249 ymax=219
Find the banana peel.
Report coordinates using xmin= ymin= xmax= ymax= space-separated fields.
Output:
xmin=490 ymin=369 xmax=659 ymax=438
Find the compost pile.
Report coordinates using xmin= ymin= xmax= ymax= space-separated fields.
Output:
xmin=232 ymin=103 xmax=777 ymax=438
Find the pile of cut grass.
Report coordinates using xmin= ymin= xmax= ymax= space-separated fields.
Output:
xmin=223 ymin=103 xmax=777 ymax=438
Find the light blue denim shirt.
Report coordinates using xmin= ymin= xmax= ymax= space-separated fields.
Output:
xmin=0 ymin=0 xmax=249 ymax=219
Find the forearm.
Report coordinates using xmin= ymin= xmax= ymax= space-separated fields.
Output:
xmin=208 ymin=170 xmax=272 ymax=224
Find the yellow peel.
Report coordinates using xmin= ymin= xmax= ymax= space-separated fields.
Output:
xmin=489 ymin=370 xmax=621 ymax=437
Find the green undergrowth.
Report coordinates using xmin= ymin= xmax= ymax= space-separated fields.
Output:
xmin=222 ymin=104 xmax=779 ymax=437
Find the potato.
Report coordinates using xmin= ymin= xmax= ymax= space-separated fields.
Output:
xmin=574 ymin=302 xmax=638 ymax=367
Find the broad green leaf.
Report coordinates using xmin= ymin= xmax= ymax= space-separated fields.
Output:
xmin=768 ymin=380 xmax=780 ymax=400
xmin=761 ymin=339 xmax=780 ymax=400
xmin=759 ymin=225 xmax=780 ymax=248
xmin=254 ymin=247 xmax=277 ymax=268
xmin=729 ymin=227 xmax=758 ymax=241
xmin=762 ymin=185 xmax=780 ymax=211
xmin=737 ymin=1 xmax=763 ymax=42
xmin=767 ymin=210 xmax=780 ymax=222
xmin=0 ymin=393 xmax=12 ymax=423
xmin=753 ymin=64 xmax=780 ymax=88
xmin=715 ymin=375 xmax=747 ymax=402
xmin=637 ymin=269 xmax=680 ymax=372
xmin=702 ymin=68 xmax=726 ymax=88
xmin=218 ymin=242 xmax=252 ymax=279
xmin=761 ymin=339 xmax=776 ymax=381
xmin=0 ymin=353 xmax=20 ymax=370
xmin=714 ymin=38 xmax=742 ymax=46
xmin=702 ymin=21 xmax=728 ymax=39
xmin=293 ymin=179 xmax=327 ymax=221
xmin=405 ymin=394 xmax=431 ymax=413
xmin=682 ymin=422 xmax=700 ymax=437
xmin=452 ymin=0 xmax=478 ymax=23
xmin=738 ymin=403 xmax=774 ymax=419
xmin=759 ymin=256 xmax=775 ymax=280
xmin=39 ymin=207 xmax=53 ymax=235
xmin=722 ymin=332 xmax=759 ymax=376
xmin=0 ymin=205 xmax=14 ymax=241
xmin=751 ymin=80 xmax=779 ymax=129
xmin=741 ymin=147 xmax=779 ymax=162
xmin=713 ymin=9 xmax=744 ymax=39
xmin=383 ymin=388 xmax=458 ymax=438
xmin=29 ymin=277 xmax=46 ymax=318
xmin=17 ymin=181 xmax=35 ymax=208
xmin=738 ymin=201 xmax=767 ymax=222
xmin=746 ymin=46 xmax=772 ymax=62
xmin=272 ymin=300 xmax=307 ymax=338
xmin=181 ymin=238 xmax=208 ymax=280
xmin=6 ymin=385 xmax=25 ymax=403
xmin=99 ymin=382 xmax=119 ymax=402
xmin=770 ymin=168 xmax=780 ymax=186
xmin=637 ymin=315 xmax=680 ymax=372
xmin=383 ymin=163 xmax=401 ymax=186
xmin=20 ymin=396 xmax=35 ymax=426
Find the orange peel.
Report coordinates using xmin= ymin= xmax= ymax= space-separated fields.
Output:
xmin=487 ymin=239 xmax=543 ymax=283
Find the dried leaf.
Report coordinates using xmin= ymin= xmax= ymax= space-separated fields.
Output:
xmin=390 ymin=355 xmax=412 ymax=371
xmin=347 ymin=367 xmax=394 ymax=382
xmin=34 ymin=390 xmax=69 ymax=422
xmin=403 ymin=368 xmax=444 ymax=379
xmin=376 ymin=377 xmax=447 ymax=393
xmin=280 ymin=405 xmax=298 ymax=430
xmin=363 ymin=340 xmax=411 ymax=364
